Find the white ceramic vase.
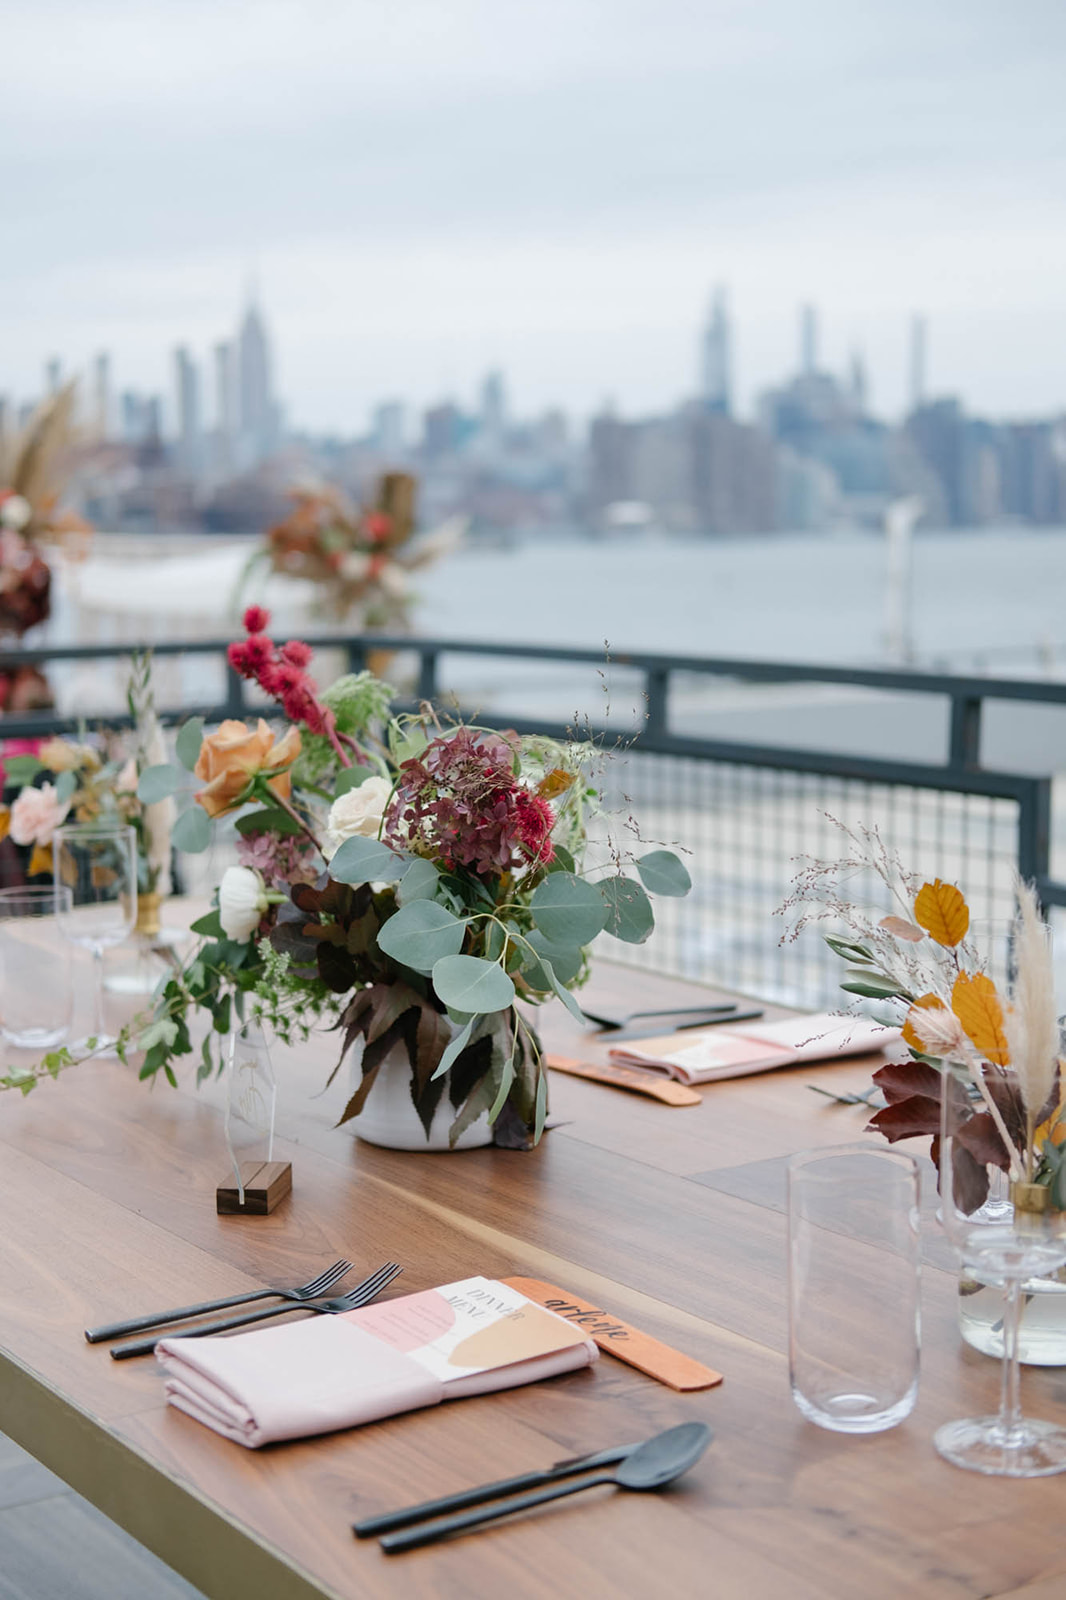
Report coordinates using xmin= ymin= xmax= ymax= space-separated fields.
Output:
xmin=346 ymin=1030 xmax=493 ymax=1152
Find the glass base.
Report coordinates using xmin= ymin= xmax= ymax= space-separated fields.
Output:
xmin=2 ymin=1024 xmax=70 ymax=1050
xmin=792 ymin=1383 xmax=917 ymax=1434
xmin=935 ymin=1416 xmax=1066 ymax=1476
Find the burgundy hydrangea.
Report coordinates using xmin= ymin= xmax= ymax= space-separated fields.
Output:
xmin=384 ymin=727 xmax=556 ymax=878
xmin=236 ymin=829 xmax=318 ymax=889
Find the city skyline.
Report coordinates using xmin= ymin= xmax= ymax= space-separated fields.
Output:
xmin=6 ymin=289 xmax=1062 ymax=450
xmin=3 ymin=2 xmax=1065 ymax=430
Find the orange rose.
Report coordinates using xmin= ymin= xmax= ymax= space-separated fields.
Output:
xmin=194 ymin=719 xmax=302 ymax=818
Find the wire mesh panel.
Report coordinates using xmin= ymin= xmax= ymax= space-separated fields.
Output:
xmin=588 ymin=749 xmax=1022 ymax=1010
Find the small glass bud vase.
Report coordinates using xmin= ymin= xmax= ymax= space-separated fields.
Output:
xmin=224 ymin=1021 xmax=278 ymax=1206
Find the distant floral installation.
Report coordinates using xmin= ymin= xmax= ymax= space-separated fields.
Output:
xmin=12 ymin=610 xmax=690 ymax=1142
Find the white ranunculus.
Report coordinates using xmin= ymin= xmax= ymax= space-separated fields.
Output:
xmin=218 ymin=865 xmax=269 ymax=943
xmin=0 ymin=494 xmax=32 ymax=531
xmin=322 ymin=776 xmax=393 ymax=861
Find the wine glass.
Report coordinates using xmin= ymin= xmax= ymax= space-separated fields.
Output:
xmin=53 ymin=822 xmax=137 ymax=1055
xmin=936 ymin=1062 xmax=1066 ymax=1476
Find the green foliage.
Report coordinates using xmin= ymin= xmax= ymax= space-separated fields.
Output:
xmin=599 ymin=876 xmax=655 ymax=944
xmin=432 ymin=954 xmax=516 ymax=1014
xmin=292 ymin=671 xmax=395 ymax=786
xmin=329 ymin=834 xmax=405 ymax=884
xmin=636 ymin=849 xmax=692 ymax=897
xmin=529 ymin=873 xmax=607 ymax=946
xmin=376 ymin=900 xmax=466 ymax=973
xmin=175 ymin=716 xmax=205 ymax=772
xmin=172 ymin=805 xmax=212 ymax=853
xmin=138 ymin=763 xmax=182 ymax=805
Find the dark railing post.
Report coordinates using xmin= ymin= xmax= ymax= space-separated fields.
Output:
xmin=224 ymin=661 xmax=247 ymax=719
xmin=644 ymin=668 xmax=670 ymax=742
xmin=347 ymin=642 xmax=367 ymax=673
xmin=1017 ymin=777 xmax=1053 ymax=909
xmin=417 ymin=650 xmax=439 ymax=703
xmin=949 ymin=694 xmax=982 ymax=770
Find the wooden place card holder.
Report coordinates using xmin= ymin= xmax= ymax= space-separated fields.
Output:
xmin=216 ymin=1161 xmax=292 ymax=1216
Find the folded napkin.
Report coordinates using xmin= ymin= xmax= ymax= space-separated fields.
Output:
xmin=156 ymin=1277 xmax=598 ymax=1447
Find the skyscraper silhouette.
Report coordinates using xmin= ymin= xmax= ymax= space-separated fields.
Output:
xmin=701 ymin=289 xmax=732 ymax=414
xmin=238 ymin=295 xmax=275 ymax=462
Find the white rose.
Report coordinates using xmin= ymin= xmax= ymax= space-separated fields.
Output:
xmin=218 ymin=865 xmax=269 ymax=943
xmin=0 ymin=494 xmax=32 ymax=531
xmin=322 ymin=776 xmax=393 ymax=861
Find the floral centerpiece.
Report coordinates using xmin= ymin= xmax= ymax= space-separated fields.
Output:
xmin=0 ymin=384 xmax=92 ymax=711
xmin=244 ymin=472 xmax=460 ymax=630
xmin=0 ymin=654 xmax=174 ymax=907
xmin=99 ymin=608 xmax=690 ymax=1147
xmin=783 ymin=821 xmax=1066 ymax=1207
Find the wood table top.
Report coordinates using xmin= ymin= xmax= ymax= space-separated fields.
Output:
xmin=2 ymin=929 xmax=1066 ymax=1600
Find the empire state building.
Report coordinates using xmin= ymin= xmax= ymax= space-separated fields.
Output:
xmin=238 ymin=297 xmax=277 ymax=463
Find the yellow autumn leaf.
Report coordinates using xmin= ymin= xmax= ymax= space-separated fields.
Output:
xmin=0 ymin=806 xmax=9 ymax=843
xmin=27 ymin=843 xmax=53 ymax=878
xmin=536 ymin=768 xmax=575 ymax=800
xmin=1034 ymin=1074 xmax=1066 ymax=1150
xmin=902 ymin=992 xmax=947 ymax=1052
xmin=913 ymin=879 xmax=970 ymax=947
xmin=951 ymin=970 xmax=1010 ymax=1065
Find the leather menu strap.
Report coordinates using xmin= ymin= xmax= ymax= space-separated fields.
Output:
xmin=546 ymin=1054 xmax=701 ymax=1105
xmin=502 ymin=1276 xmax=723 ymax=1392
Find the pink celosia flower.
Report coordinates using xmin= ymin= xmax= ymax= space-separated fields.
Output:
xmin=280 ymin=639 xmax=313 ymax=668
xmin=243 ymin=605 xmax=271 ymax=634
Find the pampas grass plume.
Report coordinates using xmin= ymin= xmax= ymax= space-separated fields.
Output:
xmin=1004 ymin=878 xmax=1059 ymax=1117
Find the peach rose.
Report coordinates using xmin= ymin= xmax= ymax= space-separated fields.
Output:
xmin=194 ymin=719 xmax=302 ymax=819
xmin=9 ymin=782 xmax=70 ymax=847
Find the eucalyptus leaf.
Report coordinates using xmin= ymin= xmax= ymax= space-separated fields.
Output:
xmin=137 ymin=763 xmax=183 ymax=805
xmin=489 ymin=1051 xmax=516 ymax=1122
xmin=171 ymin=805 xmax=212 ymax=854
xmin=175 ymin=716 xmax=205 ymax=772
xmin=235 ymin=807 xmax=303 ymax=837
xmin=431 ymin=1016 xmax=475 ymax=1080
xmin=636 ymin=849 xmax=692 ymax=897
xmin=599 ymin=876 xmax=655 ymax=944
xmin=376 ymin=899 xmax=465 ymax=973
xmin=544 ymin=961 xmax=586 ymax=1024
xmin=54 ymin=769 xmax=77 ymax=805
xmin=3 ymin=755 xmax=43 ymax=785
xmin=329 ymin=834 xmax=405 ymax=884
xmin=397 ymin=857 xmax=440 ymax=904
xmin=431 ymin=954 xmax=515 ymax=1015
xmin=525 ymin=930 xmax=583 ymax=986
xmin=533 ymin=1068 xmax=548 ymax=1143
xmin=530 ymin=873 xmax=606 ymax=946
xmin=840 ymin=970 xmax=912 ymax=1000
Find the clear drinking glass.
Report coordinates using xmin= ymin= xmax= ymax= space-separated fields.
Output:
xmin=0 ymin=885 xmax=74 ymax=1048
xmin=788 ymin=1142 xmax=921 ymax=1433
xmin=224 ymin=1021 xmax=278 ymax=1207
xmin=936 ymin=1064 xmax=1066 ymax=1476
xmin=53 ymin=823 xmax=137 ymax=1055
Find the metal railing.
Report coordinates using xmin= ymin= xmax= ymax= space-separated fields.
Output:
xmin=3 ymin=633 xmax=1064 ymax=1004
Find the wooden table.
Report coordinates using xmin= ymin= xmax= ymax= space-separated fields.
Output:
xmin=3 ymin=946 xmax=1066 ymax=1600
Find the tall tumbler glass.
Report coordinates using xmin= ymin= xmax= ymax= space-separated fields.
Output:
xmin=788 ymin=1142 xmax=921 ymax=1433
xmin=53 ymin=822 xmax=137 ymax=1055
xmin=0 ymin=885 xmax=74 ymax=1048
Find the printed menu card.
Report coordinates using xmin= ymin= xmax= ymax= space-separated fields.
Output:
xmin=608 ymin=1012 xmax=899 ymax=1085
xmin=156 ymin=1277 xmax=598 ymax=1447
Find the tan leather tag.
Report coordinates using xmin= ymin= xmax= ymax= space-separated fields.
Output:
xmin=546 ymin=1054 xmax=701 ymax=1106
xmin=503 ymin=1276 xmax=723 ymax=1392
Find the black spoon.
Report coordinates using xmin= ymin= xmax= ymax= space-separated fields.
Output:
xmin=379 ymin=1422 xmax=713 ymax=1553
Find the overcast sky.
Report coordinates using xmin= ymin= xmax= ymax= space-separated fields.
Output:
xmin=4 ymin=0 xmax=1065 ymax=433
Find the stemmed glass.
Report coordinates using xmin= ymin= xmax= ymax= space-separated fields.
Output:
xmin=53 ymin=822 xmax=138 ymax=1055
xmin=937 ymin=1063 xmax=1066 ymax=1476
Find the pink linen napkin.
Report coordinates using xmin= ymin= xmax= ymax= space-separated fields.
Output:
xmin=156 ymin=1277 xmax=598 ymax=1447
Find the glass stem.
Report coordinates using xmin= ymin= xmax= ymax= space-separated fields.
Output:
xmin=91 ymin=943 xmax=107 ymax=1044
xmin=998 ymin=1276 xmax=1025 ymax=1449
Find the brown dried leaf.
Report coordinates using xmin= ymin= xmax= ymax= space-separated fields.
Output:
xmin=880 ymin=915 xmax=925 ymax=943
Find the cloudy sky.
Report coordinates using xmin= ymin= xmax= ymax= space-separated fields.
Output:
xmin=4 ymin=0 xmax=1065 ymax=433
